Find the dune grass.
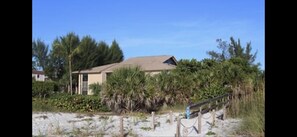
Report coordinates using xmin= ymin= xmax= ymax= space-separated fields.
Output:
xmin=229 ymin=89 xmax=264 ymax=137
xmin=158 ymin=103 xmax=188 ymax=113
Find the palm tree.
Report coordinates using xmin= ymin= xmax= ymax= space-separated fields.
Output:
xmin=101 ymin=66 xmax=148 ymax=113
xmin=53 ymin=32 xmax=80 ymax=95
xmin=32 ymin=39 xmax=49 ymax=70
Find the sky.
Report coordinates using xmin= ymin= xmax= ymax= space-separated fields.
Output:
xmin=33 ymin=0 xmax=264 ymax=70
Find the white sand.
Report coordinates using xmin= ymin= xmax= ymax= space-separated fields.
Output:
xmin=32 ymin=109 xmax=241 ymax=136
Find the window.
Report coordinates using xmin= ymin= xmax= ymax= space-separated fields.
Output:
xmin=83 ymin=74 xmax=88 ymax=81
xmin=82 ymin=74 xmax=88 ymax=93
xmin=37 ymin=74 xmax=39 ymax=78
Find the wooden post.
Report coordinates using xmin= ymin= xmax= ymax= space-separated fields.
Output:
xmin=176 ymin=117 xmax=181 ymax=137
xmin=212 ymin=109 xmax=215 ymax=125
xmin=243 ymin=93 xmax=246 ymax=104
xmin=170 ymin=110 xmax=173 ymax=125
xmin=215 ymin=100 xmax=218 ymax=111
xmin=151 ymin=112 xmax=155 ymax=130
xmin=223 ymin=104 xmax=227 ymax=120
xmin=198 ymin=107 xmax=202 ymax=134
xmin=224 ymin=95 xmax=230 ymax=120
xmin=208 ymin=103 xmax=211 ymax=112
xmin=120 ymin=116 xmax=124 ymax=137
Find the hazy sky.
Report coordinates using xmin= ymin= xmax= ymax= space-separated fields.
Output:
xmin=33 ymin=0 xmax=264 ymax=69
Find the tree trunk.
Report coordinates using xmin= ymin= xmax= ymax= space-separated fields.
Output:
xmin=69 ymin=56 xmax=73 ymax=95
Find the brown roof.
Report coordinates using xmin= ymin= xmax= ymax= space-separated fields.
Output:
xmin=73 ymin=55 xmax=177 ymax=74
xmin=32 ymin=70 xmax=45 ymax=75
xmin=72 ymin=63 xmax=118 ymax=74
xmin=104 ymin=55 xmax=177 ymax=72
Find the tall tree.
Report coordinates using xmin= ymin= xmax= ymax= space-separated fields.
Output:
xmin=207 ymin=39 xmax=229 ymax=62
xmin=41 ymin=33 xmax=126 ymax=94
xmin=52 ymin=32 xmax=80 ymax=95
xmin=32 ymin=39 xmax=49 ymax=70
xmin=228 ymin=37 xmax=244 ymax=59
xmin=207 ymin=37 xmax=257 ymax=65
xmin=45 ymin=39 xmax=66 ymax=81
xmin=74 ymin=36 xmax=98 ymax=70
xmin=32 ymin=41 xmax=36 ymax=70
xmin=243 ymin=42 xmax=257 ymax=65
xmin=96 ymin=41 xmax=111 ymax=65
xmin=109 ymin=40 xmax=124 ymax=63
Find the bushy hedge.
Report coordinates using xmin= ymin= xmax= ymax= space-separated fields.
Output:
xmin=101 ymin=67 xmax=149 ymax=113
xmin=33 ymin=93 xmax=110 ymax=112
xmin=32 ymin=98 xmax=55 ymax=112
xmin=32 ymin=81 xmax=59 ymax=98
xmin=89 ymin=83 xmax=101 ymax=95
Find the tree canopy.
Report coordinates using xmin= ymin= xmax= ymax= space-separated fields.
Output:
xmin=33 ymin=32 xmax=125 ymax=92
xmin=32 ymin=39 xmax=49 ymax=70
xmin=207 ymin=37 xmax=258 ymax=66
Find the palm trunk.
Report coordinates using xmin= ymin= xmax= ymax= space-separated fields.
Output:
xmin=69 ymin=56 xmax=73 ymax=95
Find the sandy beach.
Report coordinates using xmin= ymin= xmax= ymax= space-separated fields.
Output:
xmin=33 ymin=109 xmax=241 ymax=137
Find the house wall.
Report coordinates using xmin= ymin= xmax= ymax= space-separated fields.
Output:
xmin=97 ymin=71 xmax=161 ymax=85
xmin=102 ymin=72 xmax=107 ymax=82
xmin=77 ymin=70 xmax=170 ymax=95
xmin=32 ymin=74 xmax=45 ymax=81
xmin=87 ymin=73 xmax=103 ymax=95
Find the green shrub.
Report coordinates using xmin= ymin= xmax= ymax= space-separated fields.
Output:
xmin=35 ymin=93 xmax=110 ymax=112
xmin=149 ymin=71 xmax=197 ymax=104
xmin=101 ymin=66 xmax=204 ymax=113
xmin=140 ymin=127 xmax=152 ymax=131
xmin=191 ymin=83 xmax=227 ymax=102
xmin=89 ymin=83 xmax=101 ymax=96
xmin=32 ymin=98 xmax=56 ymax=112
xmin=32 ymin=81 xmax=59 ymax=98
xmin=101 ymin=66 xmax=159 ymax=113
xmin=206 ymin=131 xmax=216 ymax=135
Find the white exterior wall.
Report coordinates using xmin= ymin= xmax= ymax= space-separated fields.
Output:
xmin=32 ymin=74 xmax=46 ymax=81
xmin=78 ymin=74 xmax=82 ymax=94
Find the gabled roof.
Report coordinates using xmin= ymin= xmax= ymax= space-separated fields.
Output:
xmin=72 ymin=63 xmax=118 ymax=74
xmin=104 ymin=55 xmax=177 ymax=72
xmin=32 ymin=70 xmax=45 ymax=75
xmin=73 ymin=55 xmax=177 ymax=74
